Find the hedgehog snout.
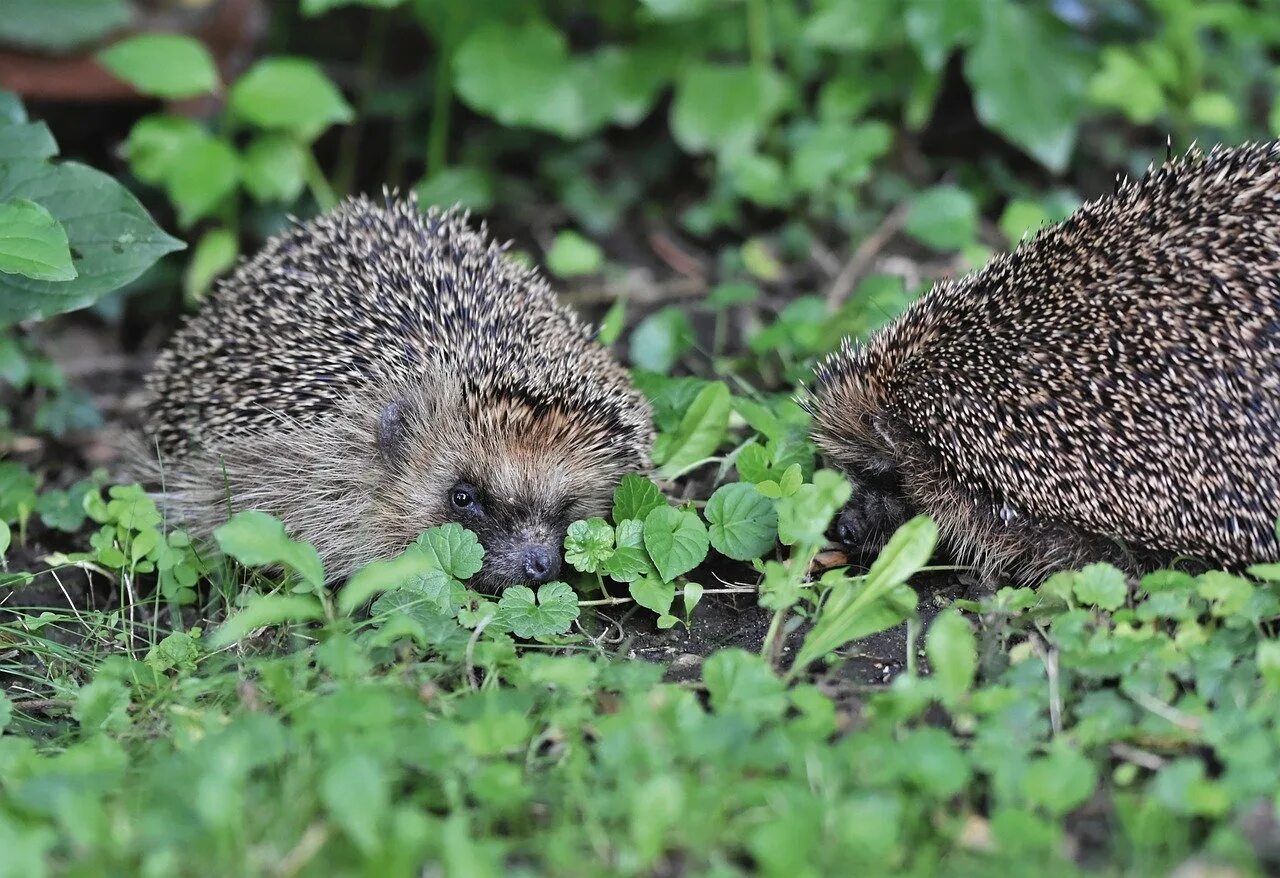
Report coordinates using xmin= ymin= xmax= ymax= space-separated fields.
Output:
xmin=835 ymin=483 xmax=910 ymax=557
xmin=521 ymin=544 xmax=560 ymax=583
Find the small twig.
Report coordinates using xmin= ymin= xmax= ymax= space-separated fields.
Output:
xmin=1110 ymin=742 xmax=1166 ymax=771
xmin=648 ymin=230 xmax=707 ymax=280
xmin=274 ymin=822 xmax=330 ymax=878
xmin=1126 ymin=688 xmax=1204 ymax=733
xmin=826 ymin=203 xmax=909 ymax=309
xmin=1029 ymin=632 xmax=1063 ymax=736
xmin=12 ymin=697 xmax=73 ymax=713
xmin=464 ymin=615 xmax=493 ymax=690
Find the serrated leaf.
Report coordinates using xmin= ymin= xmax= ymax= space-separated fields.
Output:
xmin=603 ymin=519 xmax=655 ymax=583
xmin=97 ymin=34 xmax=219 ymax=99
xmin=705 ymin=482 xmax=778 ymax=561
xmin=340 ymin=543 xmax=455 ymax=618
xmin=414 ymin=523 xmax=485 ymax=580
xmin=0 ymin=160 xmax=184 ymax=326
xmin=229 ymin=57 xmax=354 ymax=141
xmin=0 ymin=198 xmax=75 ymax=281
xmin=612 ymin=474 xmax=666 ymax=523
xmin=214 ymin=510 xmax=325 ymax=591
xmin=497 ymin=582 xmax=580 ymax=638
xmin=564 ymin=517 xmax=614 ymax=574
xmin=643 ymin=506 xmax=709 ymax=583
xmin=1072 ymin=563 xmax=1127 ymax=611
xmin=656 ymin=381 xmax=730 ymax=478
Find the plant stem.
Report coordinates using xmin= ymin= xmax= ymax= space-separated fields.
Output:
xmin=746 ymin=0 xmax=772 ymax=76
xmin=334 ymin=10 xmax=390 ymax=196
xmin=426 ymin=39 xmax=454 ymax=176
xmin=305 ymin=152 xmax=339 ymax=213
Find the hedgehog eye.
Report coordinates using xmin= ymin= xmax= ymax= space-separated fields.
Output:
xmin=450 ymin=482 xmax=480 ymax=514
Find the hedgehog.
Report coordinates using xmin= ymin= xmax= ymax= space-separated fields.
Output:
xmin=138 ymin=196 xmax=653 ymax=590
xmin=809 ymin=142 xmax=1280 ymax=584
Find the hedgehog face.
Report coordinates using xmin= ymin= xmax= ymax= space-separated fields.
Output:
xmin=375 ymin=389 xmax=644 ymax=591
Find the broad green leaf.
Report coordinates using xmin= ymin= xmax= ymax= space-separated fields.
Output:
xmin=705 ymin=482 xmax=778 ymax=561
xmin=214 ymin=510 xmax=326 ymax=591
xmin=322 ymin=754 xmax=389 ymax=854
xmin=790 ymin=120 xmax=892 ymax=193
xmin=303 ymin=0 xmax=404 ymax=13
xmin=73 ymin=678 xmax=131 ymax=732
xmin=1088 ymin=46 xmax=1165 ymax=124
xmin=628 ymin=575 xmax=675 ymax=617
xmin=0 ymin=520 xmax=9 ymax=558
xmin=497 ymin=582 xmax=580 ymax=638
xmin=642 ymin=506 xmax=709 ymax=582
xmin=1021 ymin=746 xmax=1097 ymax=815
xmin=612 ymin=474 xmax=667 ymax=523
xmin=0 ymin=198 xmax=75 ymax=281
xmin=1197 ymin=571 xmax=1252 ymax=618
xmin=453 ymin=21 xmax=582 ymax=136
xmin=603 ymin=519 xmax=655 ymax=583
xmin=1072 ymin=563 xmax=1127 ymax=611
xmin=166 ymin=136 xmax=239 ymax=227
xmin=926 ymin=609 xmax=976 ymax=704
xmin=564 ymin=518 xmax=614 ymax=574
xmin=184 ymin=227 xmax=237 ymax=300
xmin=964 ymin=2 xmax=1089 ymax=172
xmin=655 ymin=380 xmax=731 ymax=478
xmin=0 ymin=0 xmax=131 ymax=53
xmin=905 ymin=185 xmax=978 ymax=251
xmin=671 ymin=63 xmax=785 ymax=158
xmin=597 ymin=297 xmax=626 ymax=346
xmin=341 ymin=543 xmax=457 ymax=618
xmin=546 ymin=230 xmax=604 ymax=278
xmin=0 ymin=160 xmax=184 ymax=326
xmin=415 ymin=166 xmax=494 ymax=212
xmin=791 ymin=516 xmax=936 ymax=674
xmin=97 ymin=34 xmax=219 ymax=99
xmin=905 ymin=0 xmax=982 ymax=70
xmin=123 ymin=115 xmax=205 ymax=185
xmin=208 ymin=594 xmax=326 ymax=647
xmin=776 ymin=469 xmax=851 ymax=547
xmin=241 ymin=134 xmax=307 ymax=204
xmin=703 ymin=649 xmax=788 ymax=725
xmin=0 ymin=121 xmax=57 ymax=162
xmin=415 ymin=523 xmax=485 ymax=580
xmin=629 ymin=306 xmax=694 ymax=373
xmin=0 ymin=460 xmax=37 ymax=524
xmin=229 ymin=57 xmax=354 ymax=141
xmin=145 ymin=630 xmax=200 ymax=674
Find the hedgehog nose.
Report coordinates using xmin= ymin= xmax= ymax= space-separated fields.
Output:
xmin=522 ymin=545 xmax=560 ymax=583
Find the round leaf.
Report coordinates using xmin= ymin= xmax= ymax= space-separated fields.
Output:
xmin=643 ymin=506 xmax=709 ymax=583
xmin=97 ymin=34 xmax=219 ymax=99
xmin=229 ymin=57 xmax=354 ymax=141
xmin=705 ymin=482 xmax=778 ymax=561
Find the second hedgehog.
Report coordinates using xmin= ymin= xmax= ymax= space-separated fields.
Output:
xmin=141 ymin=198 xmax=653 ymax=590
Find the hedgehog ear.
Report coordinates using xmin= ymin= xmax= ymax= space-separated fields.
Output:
xmin=376 ymin=398 xmax=411 ymax=468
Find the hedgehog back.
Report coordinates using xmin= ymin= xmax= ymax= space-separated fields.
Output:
xmin=145 ymin=198 xmax=644 ymax=461
xmin=818 ymin=143 xmax=1280 ymax=566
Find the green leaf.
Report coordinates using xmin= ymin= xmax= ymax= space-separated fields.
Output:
xmin=184 ymin=227 xmax=237 ymax=301
xmin=497 ymin=582 xmax=580 ymax=638
xmin=655 ymin=381 xmax=730 ymax=478
xmin=241 ymin=134 xmax=307 ymax=204
xmin=546 ymin=230 xmax=604 ymax=278
xmin=322 ymin=754 xmax=389 ymax=854
xmin=603 ymin=519 xmax=655 ymax=583
xmin=35 ymin=480 xmax=92 ymax=532
xmin=629 ymin=306 xmax=694 ymax=373
xmin=0 ymin=160 xmax=183 ymax=326
xmin=905 ymin=0 xmax=982 ymax=70
xmin=1021 ymin=746 xmax=1097 ymax=815
xmin=165 ymin=136 xmax=239 ymax=227
xmin=453 ymin=21 xmax=582 ymax=136
xmin=705 ymin=482 xmax=778 ymax=561
xmin=339 ymin=543 xmax=454 ymax=617
xmin=964 ymin=2 xmax=1088 ymax=172
xmin=0 ymin=690 xmax=10 ymax=732
xmin=415 ymin=166 xmax=494 ymax=212
xmin=0 ymin=198 xmax=76 ymax=281
xmin=0 ymin=0 xmax=131 ymax=54
xmin=792 ymin=516 xmax=936 ymax=673
xmin=97 ymin=34 xmax=219 ymax=100
xmin=643 ymin=506 xmax=709 ymax=583
xmin=926 ymin=609 xmax=976 ymax=704
xmin=302 ymin=0 xmax=404 ymax=13
xmin=214 ymin=510 xmax=326 ymax=591
xmin=0 ymin=520 xmax=9 ymax=559
xmin=597 ymin=297 xmax=626 ymax=346
xmin=671 ymin=63 xmax=785 ymax=159
xmin=0 ymin=121 xmax=57 ymax=162
xmin=415 ymin=523 xmax=485 ymax=580
xmin=229 ymin=57 xmax=354 ymax=141
xmin=123 ymin=115 xmax=205 ymax=185
xmin=703 ymin=649 xmax=788 ymax=725
xmin=208 ymin=594 xmax=327 ymax=647
xmin=1088 ymin=46 xmax=1165 ymax=124
xmin=612 ymin=474 xmax=667 ymax=524
xmin=145 ymin=630 xmax=200 ymax=674
xmin=1072 ymin=563 xmax=1127 ymax=612
xmin=73 ymin=678 xmax=130 ymax=732
xmin=776 ymin=469 xmax=851 ymax=547
xmin=629 ymin=575 xmax=675 ymax=617
xmin=564 ymin=518 xmax=614 ymax=574
xmin=905 ymin=185 xmax=978 ymax=251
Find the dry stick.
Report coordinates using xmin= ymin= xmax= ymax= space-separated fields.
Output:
xmin=1126 ymin=687 xmax=1204 ymax=734
xmin=648 ymin=229 xmax=708 ymax=280
xmin=1110 ymin=742 xmax=1166 ymax=771
xmin=826 ymin=203 xmax=910 ymax=310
